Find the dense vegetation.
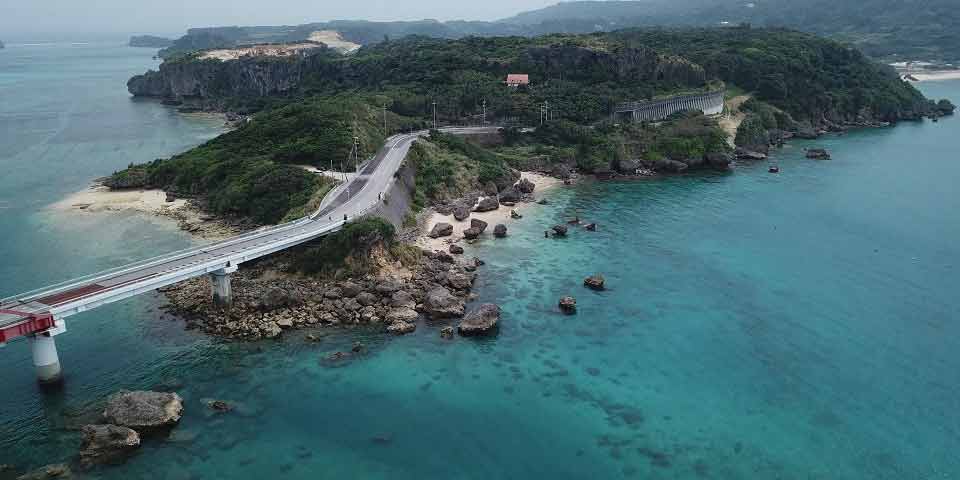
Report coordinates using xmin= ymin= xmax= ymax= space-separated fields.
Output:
xmin=157 ymin=0 xmax=960 ymax=63
xmin=288 ymin=218 xmax=397 ymax=277
xmin=406 ymin=132 xmax=515 ymax=208
xmin=107 ymin=97 xmax=402 ymax=223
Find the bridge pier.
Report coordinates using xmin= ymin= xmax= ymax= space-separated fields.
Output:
xmin=30 ymin=319 xmax=66 ymax=385
xmin=210 ymin=264 xmax=238 ymax=308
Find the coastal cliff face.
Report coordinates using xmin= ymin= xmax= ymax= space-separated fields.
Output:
xmin=128 ymin=56 xmax=316 ymax=107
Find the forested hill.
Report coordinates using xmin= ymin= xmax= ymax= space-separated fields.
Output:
xmin=155 ymin=0 xmax=958 ymax=63
xmin=501 ymin=0 xmax=960 ymax=62
xmin=131 ymin=28 xmax=932 ymax=128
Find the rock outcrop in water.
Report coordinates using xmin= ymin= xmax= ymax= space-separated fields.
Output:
xmin=78 ymin=424 xmax=141 ymax=468
xmin=103 ymin=391 xmax=183 ymax=430
xmin=458 ymin=303 xmax=501 ymax=336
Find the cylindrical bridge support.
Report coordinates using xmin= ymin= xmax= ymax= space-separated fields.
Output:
xmin=210 ymin=264 xmax=239 ymax=308
xmin=30 ymin=333 xmax=62 ymax=384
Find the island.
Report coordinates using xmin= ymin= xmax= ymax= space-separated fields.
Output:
xmin=128 ymin=35 xmax=172 ymax=48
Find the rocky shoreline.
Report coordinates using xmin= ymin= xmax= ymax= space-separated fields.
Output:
xmin=159 ymin=242 xmax=485 ymax=341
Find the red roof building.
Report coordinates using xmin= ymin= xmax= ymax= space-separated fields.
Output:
xmin=505 ymin=74 xmax=530 ymax=87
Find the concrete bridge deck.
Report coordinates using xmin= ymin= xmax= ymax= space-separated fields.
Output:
xmin=616 ymin=90 xmax=725 ymax=122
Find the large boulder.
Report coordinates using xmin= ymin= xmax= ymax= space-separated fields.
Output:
xmin=257 ymin=287 xmax=302 ymax=311
xmin=390 ymin=291 xmax=416 ymax=309
xmin=463 ymin=227 xmax=482 ymax=240
xmin=475 ymin=196 xmax=500 ymax=212
xmin=458 ymin=304 xmax=501 ymax=336
xmin=516 ymin=177 xmax=536 ymax=194
xmin=805 ymin=148 xmax=831 ymax=160
xmin=79 ymin=424 xmax=140 ymax=468
xmin=471 ymin=218 xmax=488 ymax=233
xmin=446 ymin=272 xmax=474 ymax=291
xmin=424 ymin=287 xmax=466 ymax=319
xmin=734 ymin=147 xmax=767 ymax=161
xmin=552 ymin=224 xmax=568 ymax=237
xmin=449 ymin=244 xmax=464 ymax=255
xmin=493 ymin=224 xmax=508 ymax=238
xmin=794 ymin=127 xmax=819 ymax=139
xmin=356 ymin=291 xmax=379 ymax=307
xmin=103 ymin=391 xmax=183 ymax=430
xmin=339 ymin=281 xmax=362 ymax=298
xmin=429 ymin=223 xmax=453 ymax=238
xmin=453 ymin=206 xmax=470 ymax=222
xmin=387 ymin=321 xmax=416 ymax=335
xmin=499 ymin=186 xmax=520 ymax=203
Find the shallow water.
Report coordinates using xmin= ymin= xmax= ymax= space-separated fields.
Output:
xmin=1 ymin=42 xmax=959 ymax=479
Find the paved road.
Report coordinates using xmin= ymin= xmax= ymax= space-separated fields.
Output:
xmin=0 ymin=127 xmax=498 ymax=342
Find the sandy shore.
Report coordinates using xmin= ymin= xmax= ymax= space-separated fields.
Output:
xmin=51 ymin=185 xmax=239 ymax=240
xmin=416 ymin=172 xmax=562 ymax=252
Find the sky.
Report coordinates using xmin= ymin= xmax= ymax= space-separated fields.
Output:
xmin=1 ymin=0 xmax=560 ymax=38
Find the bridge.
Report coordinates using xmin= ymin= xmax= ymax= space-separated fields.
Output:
xmin=615 ymin=90 xmax=725 ymax=122
xmin=0 ymin=126 xmax=497 ymax=385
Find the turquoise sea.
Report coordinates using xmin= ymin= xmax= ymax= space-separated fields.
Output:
xmin=1 ymin=43 xmax=959 ymax=479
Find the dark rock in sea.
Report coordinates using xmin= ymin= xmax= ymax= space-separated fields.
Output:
xmin=103 ymin=391 xmax=183 ymax=430
xmin=806 ymin=148 xmax=831 ymax=160
xmin=537 ymin=198 xmax=550 ymax=205
xmin=458 ymin=303 xmax=501 ymax=336
xmin=511 ymin=210 xmax=522 ymax=219
xmin=15 ymin=464 xmax=72 ymax=480
xmin=493 ymin=224 xmax=508 ymax=238
xmin=794 ymin=127 xmax=820 ymax=139
xmin=429 ymin=222 xmax=454 ymax=238
xmin=440 ymin=326 xmax=455 ymax=339
xmin=471 ymin=218 xmax=488 ymax=233
xmin=352 ymin=342 xmax=365 ymax=353
xmin=453 ymin=206 xmax=470 ymax=222
xmin=552 ymin=225 xmax=569 ymax=237
xmin=473 ymin=257 xmax=485 ymax=266
xmin=584 ymin=274 xmax=606 ymax=291
xmin=424 ymin=287 xmax=466 ymax=319
xmin=79 ymin=424 xmax=140 ymax=468
xmin=475 ymin=196 xmax=500 ymax=212
xmin=517 ymin=177 xmax=536 ymax=194
xmin=769 ymin=166 xmax=780 ymax=174
xmin=208 ymin=400 xmax=232 ymax=412
xmin=463 ymin=227 xmax=482 ymax=240
xmin=585 ymin=223 xmax=597 ymax=231
xmin=559 ymin=296 xmax=577 ymax=314
xmin=449 ymin=244 xmax=464 ymax=255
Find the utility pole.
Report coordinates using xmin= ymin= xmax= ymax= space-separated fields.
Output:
xmin=383 ymin=103 xmax=387 ymax=136
xmin=432 ymin=101 xmax=438 ymax=130
xmin=482 ymin=99 xmax=487 ymax=126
